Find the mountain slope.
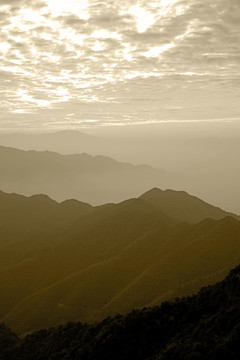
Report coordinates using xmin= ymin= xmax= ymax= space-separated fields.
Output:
xmin=0 ymin=189 xmax=239 ymax=334
xmin=140 ymin=187 xmax=232 ymax=223
xmin=0 ymin=190 xmax=174 ymax=321
xmin=1 ymin=265 xmax=240 ymax=360
xmin=3 ymin=217 xmax=240 ymax=335
xmin=0 ymin=190 xmax=93 ymax=251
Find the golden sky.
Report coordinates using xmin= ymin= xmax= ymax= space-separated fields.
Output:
xmin=0 ymin=0 xmax=240 ymax=131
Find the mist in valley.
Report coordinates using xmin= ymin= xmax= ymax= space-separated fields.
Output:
xmin=1 ymin=120 xmax=240 ymax=213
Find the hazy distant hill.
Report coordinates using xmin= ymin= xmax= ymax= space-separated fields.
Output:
xmin=0 ymin=146 xmax=185 ymax=205
xmin=0 ymin=189 xmax=239 ymax=334
xmin=1 ymin=265 xmax=240 ymax=360
xmin=1 ymin=130 xmax=240 ymax=213
xmin=0 ymin=130 xmax=100 ymax=155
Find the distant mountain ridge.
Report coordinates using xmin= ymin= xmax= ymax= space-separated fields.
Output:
xmin=0 ymin=145 xmax=185 ymax=205
xmin=0 ymin=130 xmax=98 ymax=154
xmin=0 ymin=188 xmax=239 ymax=334
xmin=1 ymin=129 xmax=240 ymax=213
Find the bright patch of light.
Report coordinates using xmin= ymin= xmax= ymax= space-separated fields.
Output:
xmin=129 ymin=5 xmax=155 ymax=33
xmin=180 ymin=72 xmax=210 ymax=76
xmin=59 ymin=28 xmax=85 ymax=46
xmin=16 ymin=90 xmax=51 ymax=107
xmin=12 ymin=49 xmax=27 ymax=61
xmin=44 ymin=0 xmax=89 ymax=19
xmin=175 ymin=31 xmax=189 ymax=41
xmin=16 ymin=90 xmax=33 ymax=102
xmin=142 ymin=43 xmax=175 ymax=57
xmin=19 ymin=8 xmax=46 ymax=23
xmin=55 ymin=87 xmax=69 ymax=97
xmin=158 ymin=0 xmax=182 ymax=17
xmin=204 ymin=53 xmax=229 ymax=58
xmin=8 ymin=35 xmax=25 ymax=43
xmin=122 ymin=43 xmax=136 ymax=62
xmin=40 ymin=32 xmax=53 ymax=41
xmin=72 ymin=82 xmax=91 ymax=89
xmin=73 ymin=50 xmax=84 ymax=59
xmin=125 ymin=72 xmax=164 ymax=79
xmin=77 ymin=95 xmax=101 ymax=103
xmin=42 ymin=52 xmax=61 ymax=63
xmin=11 ymin=109 xmax=34 ymax=114
xmin=0 ymin=5 xmax=10 ymax=11
xmin=161 ymin=0 xmax=179 ymax=6
xmin=53 ymin=87 xmax=71 ymax=102
xmin=45 ymin=74 xmax=66 ymax=83
xmin=115 ymin=43 xmax=136 ymax=62
xmin=92 ymin=41 xmax=106 ymax=52
xmin=60 ymin=69 xmax=72 ymax=78
xmin=4 ymin=14 xmax=44 ymax=33
xmin=65 ymin=43 xmax=75 ymax=52
xmin=9 ymin=59 xmax=22 ymax=65
xmin=0 ymin=42 xmax=10 ymax=54
xmin=175 ymin=19 xmax=198 ymax=42
xmin=0 ymin=66 xmax=34 ymax=77
xmin=175 ymin=5 xmax=186 ymax=15
xmin=91 ymin=29 xmax=121 ymax=40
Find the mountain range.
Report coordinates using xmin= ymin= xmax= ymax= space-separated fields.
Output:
xmin=1 ymin=130 xmax=240 ymax=213
xmin=0 ymin=145 xmax=186 ymax=205
xmin=0 ymin=188 xmax=239 ymax=334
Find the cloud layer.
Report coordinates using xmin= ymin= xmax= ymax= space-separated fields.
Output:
xmin=0 ymin=0 xmax=239 ymax=130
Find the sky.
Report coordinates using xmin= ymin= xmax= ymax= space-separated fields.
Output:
xmin=0 ymin=0 xmax=240 ymax=131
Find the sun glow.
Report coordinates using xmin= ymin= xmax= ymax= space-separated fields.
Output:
xmin=129 ymin=5 xmax=155 ymax=33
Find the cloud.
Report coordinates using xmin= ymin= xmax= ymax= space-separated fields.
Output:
xmin=0 ymin=0 xmax=239 ymax=130
xmin=0 ymin=0 xmax=46 ymax=9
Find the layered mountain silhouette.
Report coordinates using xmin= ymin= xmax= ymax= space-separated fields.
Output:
xmin=1 ymin=130 xmax=240 ymax=213
xmin=0 ymin=188 xmax=239 ymax=334
xmin=0 ymin=146 xmax=185 ymax=205
xmin=1 ymin=265 xmax=240 ymax=360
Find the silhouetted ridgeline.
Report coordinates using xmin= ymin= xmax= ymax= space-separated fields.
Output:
xmin=0 ymin=188 xmax=240 ymax=335
xmin=1 ymin=265 xmax=240 ymax=360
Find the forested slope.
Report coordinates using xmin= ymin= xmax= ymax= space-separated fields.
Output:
xmin=1 ymin=265 xmax=240 ymax=360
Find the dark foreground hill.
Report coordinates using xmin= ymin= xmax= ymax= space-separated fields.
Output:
xmin=1 ymin=265 xmax=240 ymax=360
xmin=1 ymin=189 xmax=240 ymax=335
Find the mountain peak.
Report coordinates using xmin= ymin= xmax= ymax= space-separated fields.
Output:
xmin=140 ymin=187 xmax=163 ymax=196
xmin=139 ymin=187 xmax=230 ymax=223
xmin=28 ymin=193 xmax=57 ymax=205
